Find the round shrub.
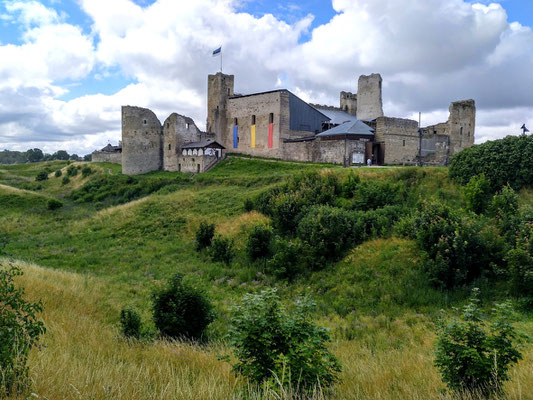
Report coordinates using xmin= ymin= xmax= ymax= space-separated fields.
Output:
xmin=46 ymin=198 xmax=63 ymax=210
xmin=195 ymin=221 xmax=215 ymax=251
xmin=61 ymin=176 xmax=70 ymax=185
xmin=81 ymin=166 xmax=93 ymax=178
xmin=464 ymin=173 xmax=491 ymax=214
xmin=229 ymin=289 xmax=341 ymax=393
xmin=54 ymin=169 xmax=62 ymax=178
xmin=120 ymin=306 xmax=142 ymax=339
xmin=246 ymin=224 xmax=273 ymax=261
xmin=209 ymin=235 xmax=235 ymax=265
xmin=66 ymin=165 xmax=78 ymax=177
xmin=152 ymin=273 xmax=214 ymax=341
xmin=35 ymin=171 xmax=48 ymax=181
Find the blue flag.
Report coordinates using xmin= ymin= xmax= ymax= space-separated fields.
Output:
xmin=212 ymin=47 xmax=221 ymax=56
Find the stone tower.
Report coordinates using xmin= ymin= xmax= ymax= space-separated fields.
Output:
xmin=356 ymin=73 xmax=384 ymax=121
xmin=340 ymin=91 xmax=357 ymax=116
xmin=121 ymin=106 xmax=162 ymax=175
xmin=162 ymin=113 xmax=202 ymax=171
xmin=448 ymin=99 xmax=476 ymax=156
xmin=207 ymin=73 xmax=234 ymax=145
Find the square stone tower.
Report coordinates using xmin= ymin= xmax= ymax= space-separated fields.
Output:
xmin=206 ymin=73 xmax=234 ymax=145
xmin=356 ymin=73 xmax=384 ymax=121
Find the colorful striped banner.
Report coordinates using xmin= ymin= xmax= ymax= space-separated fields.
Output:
xmin=251 ymin=125 xmax=256 ymax=148
xmin=268 ymin=123 xmax=273 ymax=148
xmin=233 ymin=126 xmax=238 ymax=149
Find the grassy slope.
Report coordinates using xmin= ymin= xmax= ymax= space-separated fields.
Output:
xmin=2 ymin=158 xmax=533 ymax=399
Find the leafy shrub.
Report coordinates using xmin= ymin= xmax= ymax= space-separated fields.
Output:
xmin=35 ymin=171 xmax=48 ymax=181
xmin=46 ymin=198 xmax=63 ymax=210
xmin=54 ymin=169 xmax=62 ymax=178
xmin=435 ymin=289 xmax=523 ymax=396
xmin=210 ymin=235 xmax=235 ymax=265
xmin=246 ymin=224 xmax=273 ymax=261
xmin=66 ymin=165 xmax=78 ymax=177
xmin=340 ymin=171 xmax=360 ymax=198
xmin=464 ymin=174 xmax=491 ymax=214
xmin=349 ymin=180 xmax=405 ymax=211
xmin=0 ymin=264 xmax=46 ymax=396
xmin=195 ymin=221 xmax=215 ymax=251
xmin=229 ymin=289 xmax=341 ymax=392
xmin=267 ymin=237 xmax=310 ymax=280
xmin=405 ymin=202 xmax=500 ymax=288
xmin=297 ymin=206 xmax=356 ymax=267
xmin=120 ymin=306 xmax=142 ymax=339
xmin=253 ymin=171 xmax=340 ymax=233
xmin=507 ymin=245 xmax=533 ymax=300
xmin=81 ymin=166 xmax=93 ymax=178
xmin=450 ymin=134 xmax=533 ymax=191
xmin=61 ymin=176 xmax=70 ymax=185
xmin=152 ymin=273 xmax=214 ymax=341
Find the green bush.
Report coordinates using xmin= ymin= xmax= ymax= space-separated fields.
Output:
xmin=0 ymin=264 xmax=46 ymax=396
xmin=297 ymin=206 xmax=356 ymax=267
xmin=246 ymin=225 xmax=273 ymax=261
xmin=66 ymin=165 xmax=78 ymax=177
xmin=209 ymin=235 xmax=235 ymax=265
xmin=243 ymin=198 xmax=254 ymax=212
xmin=464 ymin=174 xmax=491 ymax=214
xmin=35 ymin=171 xmax=48 ymax=181
xmin=81 ymin=166 xmax=93 ymax=178
xmin=120 ymin=306 xmax=142 ymax=339
xmin=507 ymin=246 xmax=533 ymax=300
xmin=229 ymin=289 xmax=341 ymax=393
xmin=435 ymin=289 xmax=524 ymax=396
xmin=195 ymin=221 xmax=215 ymax=251
xmin=46 ymin=198 xmax=63 ymax=210
xmin=54 ymin=169 xmax=62 ymax=178
xmin=405 ymin=202 xmax=500 ymax=288
xmin=152 ymin=273 xmax=214 ymax=341
xmin=61 ymin=176 xmax=70 ymax=185
xmin=267 ymin=237 xmax=310 ymax=280
xmin=449 ymin=134 xmax=533 ymax=191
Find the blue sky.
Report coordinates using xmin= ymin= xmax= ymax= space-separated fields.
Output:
xmin=0 ymin=0 xmax=532 ymax=154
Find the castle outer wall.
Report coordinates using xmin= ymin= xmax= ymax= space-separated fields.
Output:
xmin=91 ymin=151 xmax=122 ymax=164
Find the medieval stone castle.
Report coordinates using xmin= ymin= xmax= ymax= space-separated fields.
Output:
xmin=92 ymin=72 xmax=476 ymax=174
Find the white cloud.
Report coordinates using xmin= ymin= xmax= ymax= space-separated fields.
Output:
xmin=0 ymin=0 xmax=532 ymax=154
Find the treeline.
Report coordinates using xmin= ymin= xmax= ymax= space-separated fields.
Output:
xmin=0 ymin=148 xmax=91 ymax=165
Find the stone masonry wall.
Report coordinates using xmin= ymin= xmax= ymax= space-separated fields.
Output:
xmin=91 ymin=151 xmax=122 ymax=164
xmin=122 ymin=106 xmax=162 ymax=175
xmin=281 ymin=138 xmax=366 ymax=165
xmin=207 ymin=73 xmax=234 ymax=139
xmin=340 ymin=91 xmax=357 ymax=116
xmin=357 ymin=73 xmax=384 ymax=121
xmin=375 ymin=117 xmax=419 ymax=164
xmin=226 ymin=91 xmax=282 ymax=158
xmin=163 ymin=113 xmax=202 ymax=171
xmin=448 ymin=99 xmax=475 ymax=156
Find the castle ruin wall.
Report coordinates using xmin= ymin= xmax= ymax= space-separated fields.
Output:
xmin=357 ymin=73 xmax=384 ymax=121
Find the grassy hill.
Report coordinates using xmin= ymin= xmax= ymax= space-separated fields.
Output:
xmin=1 ymin=157 xmax=533 ymax=399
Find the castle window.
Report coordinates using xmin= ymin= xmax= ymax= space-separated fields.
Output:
xmin=345 ymin=105 xmax=348 ymax=112
xmin=460 ymin=127 xmax=464 ymax=136
xmin=143 ymin=119 xmax=147 ymax=125
xmin=468 ymin=132 xmax=471 ymax=137
xmin=433 ymin=130 xmax=437 ymax=135
xmin=402 ymin=140 xmax=405 ymax=147
xmin=234 ymin=118 xmax=238 ymax=125
xmin=166 ymin=122 xmax=169 ymax=128
xmin=227 ymin=88 xmax=230 ymax=95
xmin=269 ymin=113 xmax=274 ymax=124
xmin=168 ymin=144 xmax=171 ymax=150
xmin=186 ymin=123 xmax=190 ymax=130
xmin=252 ymin=115 xmax=256 ymax=125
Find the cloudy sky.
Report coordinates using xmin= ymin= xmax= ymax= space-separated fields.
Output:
xmin=0 ymin=0 xmax=532 ymax=155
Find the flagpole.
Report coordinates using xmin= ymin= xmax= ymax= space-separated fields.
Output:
xmin=220 ymin=50 xmax=223 ymax=73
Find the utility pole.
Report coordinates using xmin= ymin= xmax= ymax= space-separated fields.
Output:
xmin=418 ymin=112 xmax=422 ymax=167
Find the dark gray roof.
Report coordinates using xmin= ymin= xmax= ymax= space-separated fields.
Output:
xmin=181 ymin=139 xmax=225 ymax=149
xmin=316 ymin=120 xmax=375 ymax=137
xmin=314 ymin=108 xmax=357 ymax=125
xmin=99 ymin=144 xmax=121 ymax=152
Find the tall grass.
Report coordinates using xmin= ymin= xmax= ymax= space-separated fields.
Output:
xmin=6 ymin=260 xmax=533 ymax=400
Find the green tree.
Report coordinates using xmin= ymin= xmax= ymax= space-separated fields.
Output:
xmin=435 ymin=289 xmax=524 ymax=396
xmin=0 ymin=264 xmax=46 ymax=396
xmin=194 ymin=221 xmax=215 ymax=251
xmin=246 ymin=224 xmax=273 ymax=261
xmin=25 ymin=148 xmax=44 ymax=163
xmin=229 ymin=289 xmax=341 ymax=393
xmin=53 ymin=150 xmax=70 ymax=160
